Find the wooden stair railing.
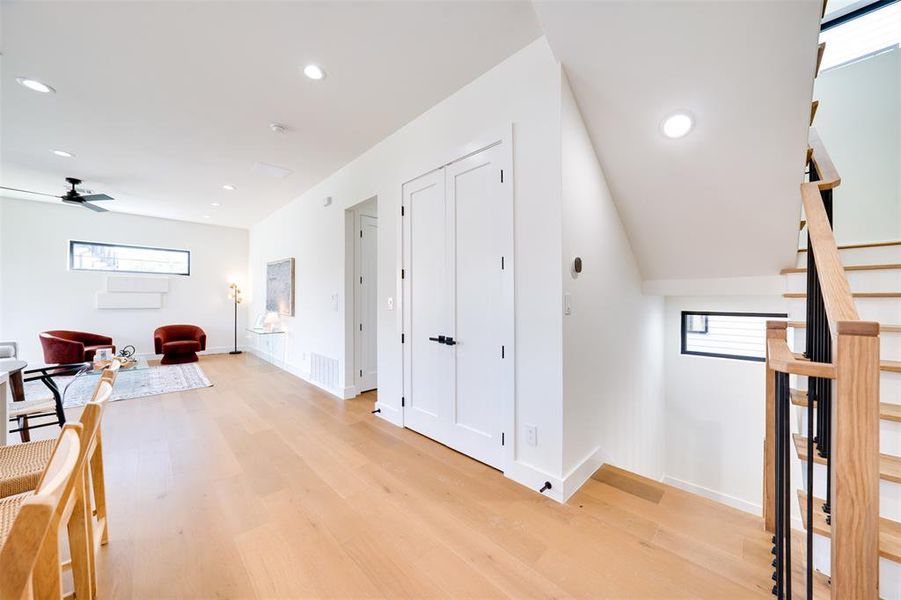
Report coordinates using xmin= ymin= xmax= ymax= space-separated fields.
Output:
xmin=764 ymin=119 xmax=881 ymax=598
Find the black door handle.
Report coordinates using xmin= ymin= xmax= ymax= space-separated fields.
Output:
xmin=429 ymin=335 xmax=446 ymax=343
xmin=444 ymin=337 xmax=456 ymax=346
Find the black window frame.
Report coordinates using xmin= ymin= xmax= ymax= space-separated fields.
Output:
xmin=680 ymin=311 xmax=787 ymax=363
xmin=68 ymin=240 xmax=192 ymax=276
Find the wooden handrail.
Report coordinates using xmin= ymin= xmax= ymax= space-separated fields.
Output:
xmin=809 ymin=127 xmax=841 ymax=190
xmin=766 ymin=337 xmax=835 ymax=379
xmin=801 ymin=181 xmax=859 ymax=328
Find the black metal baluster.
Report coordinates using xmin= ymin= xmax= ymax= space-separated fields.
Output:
xmin=781 ymin=371 xmax=793 ymax=600
xmin=807 ymin=369 xmax=815 ymax=598
xmin=773 ymin=369 xmax=784 ymax=598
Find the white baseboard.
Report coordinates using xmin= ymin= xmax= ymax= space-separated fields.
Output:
xmin=663 ymin=476 xmax=762 ymax=516
xmin=562 ymin=447 xmax=607 ymax=501
xmin=373 ymin=401 xmax=403 ymax=426
xmin=138 ymin=345 xmax=244 ymax=360
xmin=504 ymin=460 xmax=565 ymax=503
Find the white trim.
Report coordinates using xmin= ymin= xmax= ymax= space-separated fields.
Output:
xmin=504 ymin=460 xmax=565 ymax=503
xmin=663 ymin=476 xmax=762 ymax=516
xmin=561 ymin=447 xmax=607 ymax=501
xmin=400 ymin=125 xmax=515 ymax=473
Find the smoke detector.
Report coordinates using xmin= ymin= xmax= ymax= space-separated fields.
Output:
xmin=269 ymin=122 xmax=287 ymax=134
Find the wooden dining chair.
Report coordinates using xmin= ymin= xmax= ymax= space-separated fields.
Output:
xmin=0 ymin=362 xmax=118 ymax=599
xmin=0 ymin=424 xmax=82 ymax=600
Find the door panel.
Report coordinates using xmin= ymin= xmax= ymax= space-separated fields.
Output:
xmin=446 ymin=145 xmax=505 ymax=469
xmin=358 ymin=214 xmax=378 ymax=391
xmin=404 ymin=169 xmax=453 ymax=439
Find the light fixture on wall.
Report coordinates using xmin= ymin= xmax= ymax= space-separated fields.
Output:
xmin=52 ymin=150 xmax=74 ymax=158
xmin=222 ymin=184 xmax=236 ymax=191
xmin=228 ymin=283 xmax=243 ymax=355
xmin=16 ymin=77 xmax=55 ymax=94
xmin=303 ymin=64 xmax=326 ymax=80
xmin=210 ymin=202 xmax=221 ymax=207
xmin=661 ymin=111 xmax=694 ymax=139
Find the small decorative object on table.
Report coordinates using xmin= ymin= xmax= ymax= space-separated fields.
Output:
xmin=228 ymin=283 xmax=243 ymax=355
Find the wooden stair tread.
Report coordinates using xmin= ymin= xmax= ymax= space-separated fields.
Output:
xmin=784 ymin=292 xmax=901 ymax=299
xmin=798 ymin=240 xmax=901 ymax=253
xmin=781 ymin=263 xmax=901 ymax=275
xmin=793 ymin=435 xmax=901 ymax=483
xmin=798 ymin=491 xmax=901 ymax=563
xmin=787 ymin=321 xmax=901 ymax=333
xmin=790 ymin=388 xmax=901 ymax=422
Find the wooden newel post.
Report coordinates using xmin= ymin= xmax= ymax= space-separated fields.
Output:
xmin=764 ymin=320 xmax=787 ymax=533
xmin=832 ymin=320 xmax=880 ymax=599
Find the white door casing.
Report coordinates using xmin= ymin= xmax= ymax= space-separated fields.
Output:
xmin=355 ymin=213 xmax=378 ymax=392
xmin=401 ymin=139 xmax=513 ymax=471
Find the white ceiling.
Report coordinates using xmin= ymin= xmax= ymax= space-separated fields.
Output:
xmin=534 ymin=0 xmax=823 ymax=280
xmin=0 ymin=1 xmax=541 ymax=228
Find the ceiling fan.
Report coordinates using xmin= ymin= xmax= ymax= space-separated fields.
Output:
xmin=0 ymin=177 xmax=114 ymax=212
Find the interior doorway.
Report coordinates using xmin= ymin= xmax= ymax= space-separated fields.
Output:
xmin=349 ymin=196 xmax=378 ymax=394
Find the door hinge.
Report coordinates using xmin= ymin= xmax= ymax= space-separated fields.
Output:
xmin=360 ymin=229 xmax=363 ymax=238
xmin=359 ymin=323 xmax=362 ymax=331
xmin=359 ymin=369 xmax=363 ymax=377
xmin=501 ymin=256 xmax=505 ymax=270
xmin=401 ymin=396 xmax=405 ymax=407
xmin=401 ymin=205 xmax=405 ymax=216
xmin=401 ymin=333 xmax=405 ymax=344
xmin=501 ymin=432 xmax=505 ymax=446
xmin=401 ymin=269 xmax=405 ymax=279
xmin=360 ymin=276 xmax=363 ymax=284
xmin=501 ymin=345 xmax=505 ymax=359
xmin=500 ymin=169 xmax=504 ymax=183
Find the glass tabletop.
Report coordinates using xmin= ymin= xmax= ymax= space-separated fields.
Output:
xmin=246 ymin=328 xmax=287 ymax=335
xmin=80 ymin=357 xmax=150 ymax=377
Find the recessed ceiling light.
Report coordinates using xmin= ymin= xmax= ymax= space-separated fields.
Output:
xmin=203 ymin=215 xmax=211 ymax=219
xmin=303 ymin=64 xmax=326 ymax=80
xmin=210 ymin=202 xmax=221 ymax=207
xmin=222 ymin=184 xmax=236 ymax=191
xmin=661 ymin=112 xmax=694 ymax=139
xmin=16 ymin=77 xmax=55 ymax=94
xmin=52 ymin=150 xmax=74 ymax=158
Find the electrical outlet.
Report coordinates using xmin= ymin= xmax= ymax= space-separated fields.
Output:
xmin=525 ymin=424 xmax=538 ymax=446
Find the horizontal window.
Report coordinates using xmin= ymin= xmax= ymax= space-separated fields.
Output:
xmin=681 ymin=311 xmax=787 ymax=362
xmin=820 ymin=0 xmax=901 ymax=71
xmin=69 ymin=240 xmax=190 ymax=276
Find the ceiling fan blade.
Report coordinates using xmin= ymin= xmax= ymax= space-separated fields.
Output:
xmin=0 ymin=185 xmax=61 ymax=199
xmin=80 ymin=193 xmax=114 ymax=202
xmin=82 ymin=202 xmax=109 ymax=213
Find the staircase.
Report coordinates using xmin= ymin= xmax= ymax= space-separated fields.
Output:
xmin=781 ymin=241 xmax=901 ymax=598
xmin=763 ymin=15 xmax=893 ymax=598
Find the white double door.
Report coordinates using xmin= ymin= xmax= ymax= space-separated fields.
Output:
xmin=402 ymin=143 xmax=512 ymax=471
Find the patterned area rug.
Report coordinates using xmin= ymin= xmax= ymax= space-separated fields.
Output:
xmin=24 ymin=363 xmax=212 ymax=408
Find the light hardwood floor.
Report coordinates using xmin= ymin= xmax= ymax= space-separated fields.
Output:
xmin=41 ymin=353 xmax=812 ymax=598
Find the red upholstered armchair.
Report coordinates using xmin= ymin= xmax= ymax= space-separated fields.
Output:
xmin=154 ymin=324 xmax=206 ymax=365
xmin=40 ymin=330 xmax=115 ymax=364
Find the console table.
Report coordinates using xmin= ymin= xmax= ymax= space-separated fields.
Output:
xmin=246 ymin=328 xmax=287 ymax=368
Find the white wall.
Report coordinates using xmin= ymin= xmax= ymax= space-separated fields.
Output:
xmin=663 ymin=294 xmax=786 ymax=514
xmin=249 ymin=38 xmax=567 ymax=488
xmin=0 ymin=197 xmax=248 ymax=362
xmin=815 ymin=47 xmax=901 ymax=245
xmin=560 ymin=76 xmax=665 ymax=492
